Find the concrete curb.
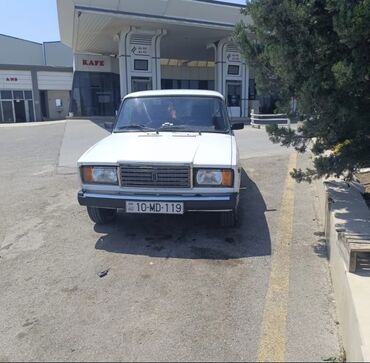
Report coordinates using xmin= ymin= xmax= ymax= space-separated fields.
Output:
xmin=56 ymin=119 xmax=109 ymax=174
xmin=0 ymin=120 xmax=66 ymax=128
xmin=324 ymin=180 xmax=370 ymax=362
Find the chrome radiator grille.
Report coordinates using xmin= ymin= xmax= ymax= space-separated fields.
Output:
xmin=119 ymin=164 xmax=191 ymax=188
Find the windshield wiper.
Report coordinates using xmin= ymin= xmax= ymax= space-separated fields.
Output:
xmin=158 ymin=124 xmax=192 ymax=131
xmin=116 ymin=124 xmax=156 ymax=132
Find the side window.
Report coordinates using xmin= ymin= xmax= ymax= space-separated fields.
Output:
xmin=212 ymin=101 xmax=227 ymax=130
xmin=213 ymin=102 xmax=222 ymax=117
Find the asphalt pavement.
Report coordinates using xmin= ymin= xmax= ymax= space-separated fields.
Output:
xmin=0 ymin=120 xmax=340 ymax=361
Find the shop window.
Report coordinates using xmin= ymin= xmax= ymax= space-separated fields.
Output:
xmin=0 ymin=91 xmax=12 ymax=99
xmin=97 ymin=93 xmax=111 ymax=103
xmin=13 ymin=91 xmax=24 ymax=100
xmin=161 ymin=79 xmax=215 ymax=90
xmin=227 ymin=65 xmax=240 ymax=76
xmin=24 ymin=91 xmax=33 ymax=100
xmin=2 ymin=101 xmax=14 ymax=122
xmin=180 ymin=80 xmax=189 ymax=89
xmin=198 ymin=80 xmax=208 ymax=90
xmin=189 ymin=80 xmax=199 ymax=89
xmin=28 ymin=100 xmax=35 ymax=122
xmin=70 ymin=71 xmax=120 ymax=117
xmin=134 ymin=59 xmax=149 ymax=71
xmin=161 ymin=79 xmax=173 ymax=89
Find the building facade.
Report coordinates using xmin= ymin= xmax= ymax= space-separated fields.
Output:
xmin=58 ymin=0 xmax=260 ymax=119
xmin=0 ymin=34 xmax=73 ymax=123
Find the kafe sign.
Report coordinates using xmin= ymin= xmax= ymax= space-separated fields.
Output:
xmin=82 ymin=59 xmax=105 ymax=67
xmin=74 ymin=54 xmax=112 ymax=72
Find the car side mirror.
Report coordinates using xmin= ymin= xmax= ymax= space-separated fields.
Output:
xmin=231 ymin=122 xmax=244 ymax=130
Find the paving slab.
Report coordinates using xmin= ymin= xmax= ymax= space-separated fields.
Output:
xmin=57 ymin=119 xmax=110 ymax=174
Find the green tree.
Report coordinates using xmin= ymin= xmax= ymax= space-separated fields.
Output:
xmin=234 ymin=0 xmax=370 ymax=182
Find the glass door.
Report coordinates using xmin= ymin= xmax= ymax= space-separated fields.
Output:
xmin=1 ymin=101 xmax=14 ymax=122
xmin=14 ymin=99 xmax=27 ymax=122
xmin=94 ymin=91 xmax=114 ymax=116
xmin=226 ymin=81 xmax=242 ymax=118
xmin=131 ymin=77 xmax=152 ymax=92
xmin=0 ymin=90 xmax=34 ymax=122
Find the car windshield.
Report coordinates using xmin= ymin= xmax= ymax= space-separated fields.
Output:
xmin=114 ymin=96 xmax=230 ymax=133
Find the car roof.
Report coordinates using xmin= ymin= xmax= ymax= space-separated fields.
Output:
xmin=123 ymin=89 xmax=225 ymax=100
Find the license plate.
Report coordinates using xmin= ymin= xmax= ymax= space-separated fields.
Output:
xmin=126 ymin=201 xmax=184 ymax=215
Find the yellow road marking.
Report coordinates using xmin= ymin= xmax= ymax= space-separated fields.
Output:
xmin=257 ymin=152 xmax=298 ymax=362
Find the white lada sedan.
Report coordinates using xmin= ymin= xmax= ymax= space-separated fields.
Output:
xmin=77 ymin=90 xmax=244 ymax=227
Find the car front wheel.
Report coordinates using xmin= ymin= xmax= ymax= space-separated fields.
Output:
xmin=87 ymin=207 xmax=117 ymax=224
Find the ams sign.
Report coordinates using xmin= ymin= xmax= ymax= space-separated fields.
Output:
xmin=6 ymin=77 xmax=18 ymax=82
xmin=82 ymin=59 xmax=105 ymax=67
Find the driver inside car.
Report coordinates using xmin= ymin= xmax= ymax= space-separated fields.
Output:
xmin=167 ymin=103 xmax=178 ymax=124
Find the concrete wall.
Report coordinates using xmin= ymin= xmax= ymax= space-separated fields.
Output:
xmin=324 ymin=180 xmax=370 ymax=362
xmin=46 ymin=90 xmax=70 ymax=119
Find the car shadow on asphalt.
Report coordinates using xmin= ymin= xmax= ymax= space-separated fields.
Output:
xmin=94 ymin=170 xmax=271 ymax=260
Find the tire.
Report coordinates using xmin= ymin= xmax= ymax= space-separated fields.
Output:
xmin=87 ymin=207 xmax=117 ymax=224
xmin=219 ymin=209 xmax=238 ymax=228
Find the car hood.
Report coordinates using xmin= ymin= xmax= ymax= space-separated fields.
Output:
xmin=78 ymin=132 xmax=233 ymax=167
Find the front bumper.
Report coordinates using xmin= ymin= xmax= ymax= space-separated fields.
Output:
xmin=77 ymin=191 xmax=238 ymax=212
